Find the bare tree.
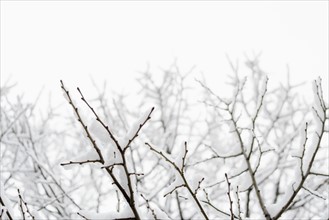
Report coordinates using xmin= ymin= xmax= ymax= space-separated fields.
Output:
xmin=1 ymin=58 xmax=328 ymax=219
xmin=0 ymin=82 xmax=80 ymax=219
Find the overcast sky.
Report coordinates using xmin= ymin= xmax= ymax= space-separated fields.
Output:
xmin=1 ymin=1 xmax=328 ymax=103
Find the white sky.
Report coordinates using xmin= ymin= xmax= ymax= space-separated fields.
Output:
xmin=1 ymin=1 xmax=328 ymax=103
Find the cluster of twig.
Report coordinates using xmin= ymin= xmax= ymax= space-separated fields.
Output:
xmin=1 ymin=58 xmax=327 ymax=219
xmin=60 ymin=81 xmax=154 ymax=220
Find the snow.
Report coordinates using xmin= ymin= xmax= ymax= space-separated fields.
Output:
xmin=118 ymin=137 xmax=129 ymax=148
xmin=247 ymin=213 xmax=265 ymax=220
xmin=103 ymin=144 xmax=123 ymax=166
xmin=126 ymin=120 xmax=141 ymax=140
xmin=236 ymin=171 xmax=252 ymax=191
xmin=252 ymin=77 xmax=268 ymax=119
xmin=116 ymin=108 xmax=152 ymax=149
xmin=162 ymin=171 xmax=184 ymax=197
xmin=173 ymin=142 xmax=186 ymax=169
xmin=62 ymin=90 xmax=70 ymax=102
xmin=62 ymin=148 xmax=100 ymax=170
xmin=137 ymin=203 xmax=170 ymax=219
xmin=267 ymin=178 xmax=295 ymax=216
xmin=130 ymin=109 xmax=151 ymax=136
xmin=227 ymin=118 xmax=236 ymax=132
xmin=0 ymin=182 xmax=16 ymax=220
xmin=126 ymin=108 xmax=152 ymax=141
xmin=312 ymin=110 xmax=323 ymax=134
xmin=75 ymin=149 xmax=99 ymax=161
xmin=291 ymin=123 xmax=307 ymax=161
xmin=312 ymin=81 xmax=324 ymax=119
xmin=89 ymin=120 xmax=110 ymax=144
xmin=147 ymin=141 xmax=175 ymax=162
xmin=150 ymin=206 xmax=171 ymax=219
xmin=134 ymin=193 xmax=171 ymax=220
xmin=113 ymin=166 xmax=130 ymax=195
xmin=78 ymin=206 xmax=134 ymax=220
xmin=137 ymin=207 xmax=154 ymax=219
xmin=302 ymin=134 xmax=320 ymax=174
xmin=185 ymin=169 xmax=203 ymax=192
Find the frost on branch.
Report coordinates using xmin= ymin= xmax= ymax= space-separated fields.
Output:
xmin=127 ymin=109 xmax=153 ymax=139
xmin=1 ymin=59 xmax=328 ymax=219
xmin=90 ymin=120 xmax=112 ymax=144
xmin=198 ymin=57 xmax=328 ymax=220
xmin=0 ymin=182 xmax=15 ymax=220
xmin=78 ymin=207 xmax=134 ymax=220
xmin=1 ymin=80 xmax=80 ymax=219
